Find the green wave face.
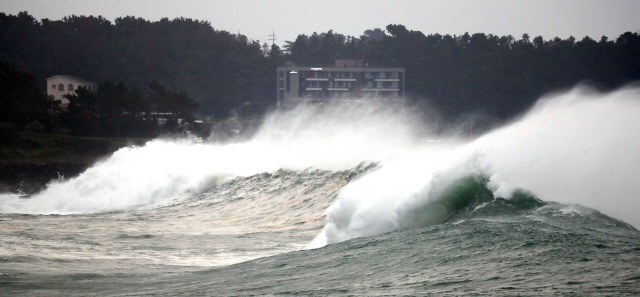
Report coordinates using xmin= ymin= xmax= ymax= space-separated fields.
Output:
xmin=399 ymin=176 xmax=544 ymax=230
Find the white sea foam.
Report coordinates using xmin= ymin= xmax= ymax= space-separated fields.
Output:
xmin=2 ymin=85 xmax=639 ymax=243
xmin=308 ymin=85 xmax=640 ymax=248
xmin=0 ymin=104 xmax=422 ymax=214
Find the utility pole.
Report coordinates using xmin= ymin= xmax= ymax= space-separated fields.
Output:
xmin=269 ymin=30 xmax=277 ymax=46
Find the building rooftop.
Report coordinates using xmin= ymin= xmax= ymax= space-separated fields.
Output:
xmin=46 ymin=75 xmax=96 ymax=85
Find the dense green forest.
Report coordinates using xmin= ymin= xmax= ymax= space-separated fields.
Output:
xmin=285 ymin=25 xmax=640 ymax=117
xmin=0 ymin=61 xmax=58 ymax=138
xmin=1 ymin=61 xmax=200 ymax=138
xmin=0 ymin=12 xmax=279 ymax=120
xmin=1 ymin=12 xmax=640 ymax=137
xmin=63 ymin=79 xmax=199 ymax=138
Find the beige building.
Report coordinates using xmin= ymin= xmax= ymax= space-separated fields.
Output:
xmin=46 ymin=75 xmax=98 ymax=107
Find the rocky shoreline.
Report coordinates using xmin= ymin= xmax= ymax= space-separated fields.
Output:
xmin=0 ymin=133 xmax=150 ymax=195
xmin=0 ymin=157 xmax=103 ymax=195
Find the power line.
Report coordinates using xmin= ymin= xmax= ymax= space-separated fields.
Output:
xmin=269 ymin=30 xmax=277 ymax=46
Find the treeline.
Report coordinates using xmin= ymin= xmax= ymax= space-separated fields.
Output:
xmin=0 ymin=61 xmax=198 ymax=139
xmin=2 ymin=12 xmax=640 ymax=124
xmin=0 ymin=62 xmax=58 ymax=142
xmin=285 ymin=25 xmax=640 ymax=117
xmin=64 ymin=80 xmax=198 ymax=138
xmin=0 ymin=12 xmax=280 ymax=118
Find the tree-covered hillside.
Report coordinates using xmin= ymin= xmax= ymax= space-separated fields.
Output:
xmin=2 ymin=12 xmax=639 ymax=122
xmin=0 ymin=12 xmax=277 ymax=118
xmin=286 ymin=25 xmax=640 ymax=118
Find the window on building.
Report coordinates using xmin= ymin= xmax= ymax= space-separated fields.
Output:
xmin=51 ymin=84 xmax=56 ymax=89
xmin=68 ymin=84 xmax=74 ymax=91
xmin=58 ymin=83 xmax=64 ymax=91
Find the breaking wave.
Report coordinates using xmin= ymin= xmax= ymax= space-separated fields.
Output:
xmin=1 ymin=85 xmax=639 ymax=249
xmin=0 ymin=104 xmax=422 ymax=214
xmin=309 ymin=85 xmax=640 ymax=247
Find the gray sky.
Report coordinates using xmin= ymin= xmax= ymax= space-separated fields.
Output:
xmin=2 ymin=0 xmax=639 ymax=47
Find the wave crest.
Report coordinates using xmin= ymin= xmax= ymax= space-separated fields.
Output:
xmin=310 ymin=85 xmax=640 ymax=248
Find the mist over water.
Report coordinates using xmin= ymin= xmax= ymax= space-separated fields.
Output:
xmin=1 ymin=85 xmax=639 ymax=245
xmin=0 ymin=104 xmax=423 ymax=214
xmin=2 ymin=86 xmax=639 ymax=296
xmin=474 ymin=86 xmax=640 ymax=224
xmin=309 ymin=85 xmax=640 ymax=247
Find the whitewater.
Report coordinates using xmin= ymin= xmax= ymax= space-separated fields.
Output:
xmin=1 ymin=85 xmax=639 ymax=296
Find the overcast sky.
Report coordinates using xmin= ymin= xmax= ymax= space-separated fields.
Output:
xmin=2 ymin=0 xmax=639 ymax=46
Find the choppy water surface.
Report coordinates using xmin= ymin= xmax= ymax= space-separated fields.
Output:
xmin=1 ymin=86 xmax=640 ymax=296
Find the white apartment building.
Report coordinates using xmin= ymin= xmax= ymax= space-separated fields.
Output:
xmin=277 ymin=60 xmax=404 ymax=107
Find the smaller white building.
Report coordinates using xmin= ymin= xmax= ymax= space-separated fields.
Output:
xmin=46 ymin=75 xmax=98 ymax=107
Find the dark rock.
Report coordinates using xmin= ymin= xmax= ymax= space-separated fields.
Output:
xmin=0 ymin=157 xmax=99 ymax=195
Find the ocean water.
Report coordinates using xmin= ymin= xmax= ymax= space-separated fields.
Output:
xmin=1 ymin=86 xmax=640 ymax=296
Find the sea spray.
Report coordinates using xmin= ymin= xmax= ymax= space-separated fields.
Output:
xmin=1 ymin=88 xmax=639 ymax=296
xmin=2 ymin=85 xmax=639 ymax=237
xmin=476 ymin=85 xmax=640 ymax=228
xmin=309 ymin=85 xmax=640 ymax=247
xmin=0 ymin=104 xmax=423 ymax=214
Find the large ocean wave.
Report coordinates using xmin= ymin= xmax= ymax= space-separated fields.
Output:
xmin=309 ymin=85 xmax=640 ymax=247
xmin=0 ymin=104 xmax=423 ymax=214
xmin=1 ymin=85 xmax=639 ymax=244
